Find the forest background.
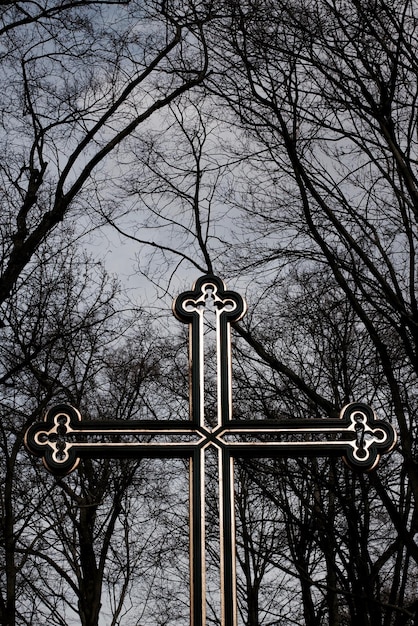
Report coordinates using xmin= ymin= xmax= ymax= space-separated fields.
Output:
xmin=0 ymin=1 xmax=417 ymax=625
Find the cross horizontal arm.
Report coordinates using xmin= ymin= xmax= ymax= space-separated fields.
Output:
xmin=25 ymin=402 xmax=396 ymax=475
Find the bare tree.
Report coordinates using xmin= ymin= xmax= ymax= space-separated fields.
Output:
xmin=0 ymin=0 xmax=212 ymax=306
xmin=3 ymin=0 xmax=418 ymax=624
xmin=0 ymin=224 xmax=190 ymax=625
xmin=0 ymin=8 xmax=211 ymax=618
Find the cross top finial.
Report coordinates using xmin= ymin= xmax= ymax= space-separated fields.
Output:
xmin=173 ymin=275 xmax=246 ymax=428
xmin=173 ymin=274 xmax=247 ymax=322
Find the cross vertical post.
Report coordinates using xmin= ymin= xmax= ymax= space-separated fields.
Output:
xmin=173 ymin=275 xmax=247 ymax=624
xmin=25 ymin=275 xmax=397 ymax=625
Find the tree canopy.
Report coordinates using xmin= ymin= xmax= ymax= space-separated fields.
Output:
xmin=0 ymin=0 xmax=417 ymax=624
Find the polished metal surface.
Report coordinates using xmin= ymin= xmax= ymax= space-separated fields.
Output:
xmin=25 ymin=275 xmax=397 ymax=626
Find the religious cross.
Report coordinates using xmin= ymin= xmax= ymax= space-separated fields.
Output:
xmin=25 ymin=275 xmax=396 ymax=626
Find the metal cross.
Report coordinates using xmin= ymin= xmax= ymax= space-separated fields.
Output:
xmin=25 ymin=275 xmax=396 ymax=626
